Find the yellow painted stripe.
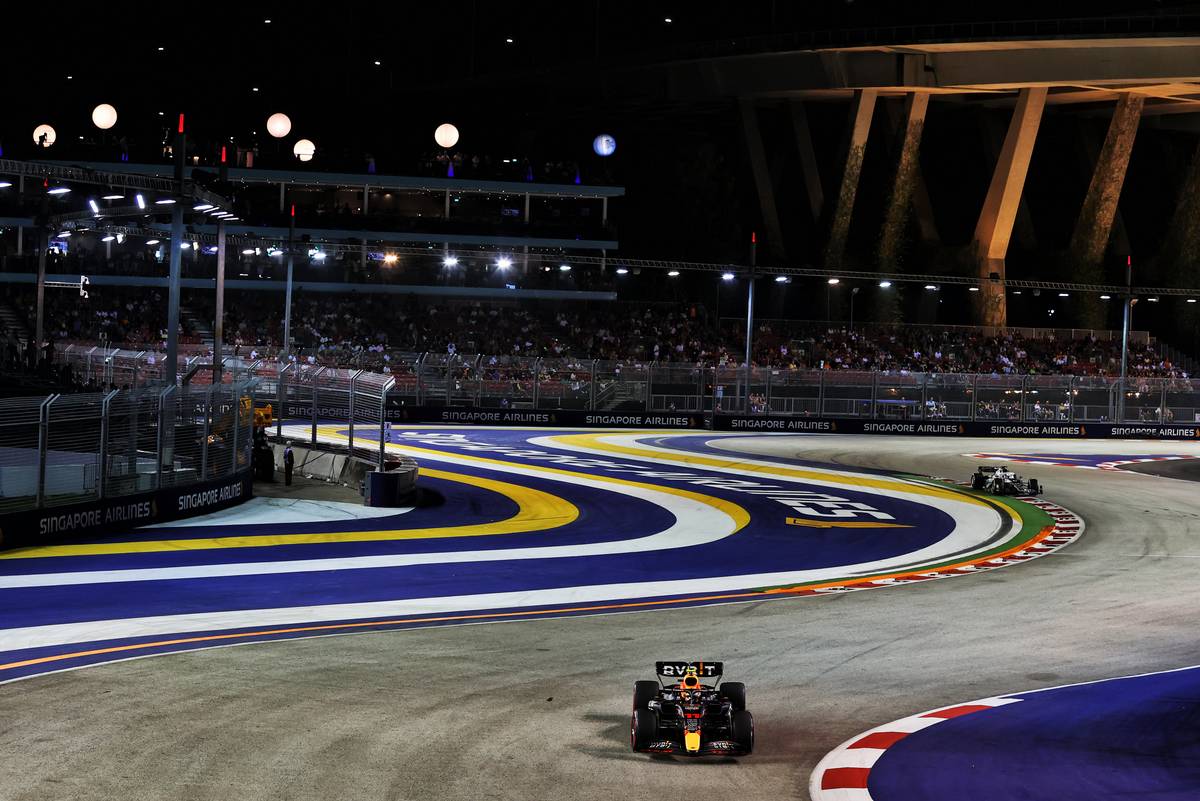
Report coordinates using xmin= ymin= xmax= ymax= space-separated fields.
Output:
xmin=0 ymin=468 xmax=577 ymax=559
xmin=320 ymin=426 xmax=751 ymax=534
xmin=559 ymin=431 xmax=1030 ymax=538
xmin=551 ymin=432 xmax=995 ymax=508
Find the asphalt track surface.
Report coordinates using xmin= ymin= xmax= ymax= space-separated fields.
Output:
xmin=0 ymin=431 xmax=1198 ymax=801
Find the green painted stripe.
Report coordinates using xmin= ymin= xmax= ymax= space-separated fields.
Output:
xmin=752 ymin=477 xmax=1063 ymax=593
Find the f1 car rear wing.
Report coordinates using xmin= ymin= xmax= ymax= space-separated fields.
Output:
xmin=656 ymin=661 xmax=723 ymax=679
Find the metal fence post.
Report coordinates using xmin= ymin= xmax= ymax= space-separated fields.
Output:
xmin=532 ymin=357 xmax=542 ymax=408
xmin=155 ymin=387 xmax=168 ymax=489
xmin=416 ymin=352 xmax=427 ymax=405
xmin=276 ymin=363 xmax=288 ymax=438
xmin=98 ymin=389 xmax=118 ymax=498
xmin=231 ymin=384 xmax=241 ymax=478
xmin=36 ymin=394 xmax=57 ymax=508
xmin=870 ymin=372 xmax=879 ymax=418
xmin=817 ymin=371 xmax=826 ymax=416
xmin=646 ymin=361 xmax=656 ymax=412
xmin=349 ymin=369 xmax=363 ymax=455
xmin=971 ymin=374 xmax=979 ymax=421
xmin=1020 ymin=375 xmax=1030 ymax=421
xmin=379 ymin=377 xmax=395 ymax=471
xmin=200 ymin=387 xmax=213 ymax=480
xmin=475 ymin=356 xmax=484 ymax=407
xmin=311 ymin=366 xmax=326 ymax=445
xmin=590 ymin=359 xmax=598 ymax=410
xmin=919 ymin=374 xmax=928 ymax=420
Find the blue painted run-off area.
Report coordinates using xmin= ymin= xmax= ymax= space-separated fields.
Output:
xmin=869 ymin=666 xmax=1200 ymax=801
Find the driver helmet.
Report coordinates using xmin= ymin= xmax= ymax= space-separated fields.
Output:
xmin=678 ymin=666 xmax=702 ymax=697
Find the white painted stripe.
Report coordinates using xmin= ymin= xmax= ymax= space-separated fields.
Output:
xmin=0 ymin=459 xmax=738 ymax=590
xmin=819 ymin=748 xmax=885 ymax=769
xmin=810 ymin=697 xmax=1024 ymax=801
xmin=151 ymin=497 xmax=412 ymax=528
xmin=873 ymin=716 xmax=943 ymax=734
xmin=0 ymin=567 xmax=1018 ymax=651
xmin=528 ymin=432 xmax=1013 ymax=577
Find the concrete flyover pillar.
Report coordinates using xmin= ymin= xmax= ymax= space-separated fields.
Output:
xmin=1069 ymin=93 xmax=1143 ymax=328
xmin=972 ymin=86 xmax=1047 ymax=327
xmin=878 ymin=92 xmax=930 ymax=271
xmin=980 ymin=110 xmax=1037 ymax=250
xmin=739 ymin=97 xmax=786 ymax=262
xmin=823 ymin=89 xmax=878 ymax=269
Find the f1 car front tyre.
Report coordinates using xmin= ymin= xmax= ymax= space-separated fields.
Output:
xmin=721 ymin=681 xmax=746 ymax=711
xmin=633 ymin=680 xmax=658 ymax=710
xmin=631 ymin=709 xmax=658 ymax=752
xmin=731 ymin=710 xmax=754 ymax=754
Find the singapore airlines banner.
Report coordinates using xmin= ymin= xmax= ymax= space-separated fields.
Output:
xmin=0 ymin=471 xmax=253 ymax=551
xmin=281 ymin=401 xmax=1200 ymax=439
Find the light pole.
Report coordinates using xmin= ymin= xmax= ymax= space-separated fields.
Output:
xmin=214 ymin=220 xmax=226 ymax=383
xmin=165 ymin=113 xmax=186 ymax=384
xmin=826 ymin=278 xmax=839 ymax=323
xmin=213 ymin=146 xmax=229 ymax=385
xmin=850 ymin=286 xmax=860 ymax=330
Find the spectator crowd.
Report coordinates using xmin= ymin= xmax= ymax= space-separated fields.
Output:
xmin=4 ymin=287 xmax=1192 ymax=380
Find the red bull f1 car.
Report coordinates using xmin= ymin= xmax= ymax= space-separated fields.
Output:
xmin=630 ymin=661 xmax=754 ymax=756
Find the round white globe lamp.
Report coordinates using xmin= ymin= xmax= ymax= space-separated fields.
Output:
xmin=92 ymin=103 xmax=118 ymax=130
xmin=434 ymin=123 xmax=460 ymax=148
xmin=293 ymin=139 xmax=316 ymax=162
xmin=266 ymin=113 xmax=292 ymax=138
xmin=32 ymin=124 xmax=56 ymax=147
xmin=592 ymin=133 xmax=616 ymax=157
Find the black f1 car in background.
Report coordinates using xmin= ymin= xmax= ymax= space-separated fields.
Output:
xmin=630 ymin=661 xmax=753 ymax=756
xmin=971 ymin=465 xmax=1043 ymax=496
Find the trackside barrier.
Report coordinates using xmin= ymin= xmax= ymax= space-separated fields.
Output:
xmin=1 ymin=471 xmax=253 ymax=550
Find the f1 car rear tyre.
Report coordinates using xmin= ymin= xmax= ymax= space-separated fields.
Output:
xmin=721 ymin=681 xmax=746 ymax=711
xmin=633 ymin=680 xmax=658 ymax=710
xmin=731 ymin=710 xmax=754 ymax=754
xmin=631 ymin=708 xmax=658 ymax=752
xmin=972 ymin=472 xmax=986 ymax=490
xmin=1028 ymin=478 xmax=1041 ymax=495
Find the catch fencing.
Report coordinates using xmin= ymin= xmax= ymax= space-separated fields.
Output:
xmin=0 ymin=381 xmax=255 ymax=515
xmin=54 ymin=347 xmax=1200 ymax=429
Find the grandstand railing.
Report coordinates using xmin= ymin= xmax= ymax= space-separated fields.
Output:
xmin=0 ymin=381 xmax=256 ymax=514
xmin=53 ymin=346 xmax=1200 ymax=427
xmin=717 ymin=318 xmax=1153 ymax=345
